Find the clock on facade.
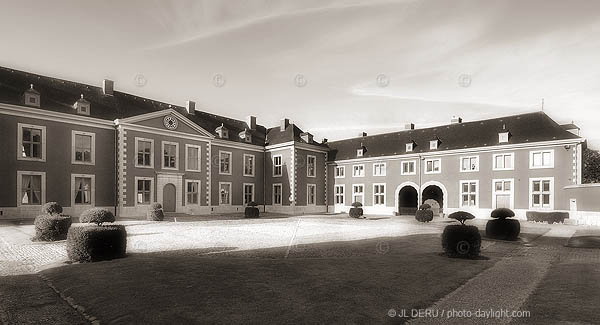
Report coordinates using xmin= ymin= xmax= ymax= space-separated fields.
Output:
xmin=163 ymin=115 xmax=178 ymax=130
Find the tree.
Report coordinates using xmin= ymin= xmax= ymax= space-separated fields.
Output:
xmin=583 ymin=147 xmax=600 ymax=183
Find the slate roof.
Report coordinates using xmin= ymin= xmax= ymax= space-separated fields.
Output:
xmin=266 ymin=123 xmax=329 ymax=149
xmin=327 ymin=112 xmax=582 ymax=161
xmin=0 ymin=66 xmax=266 ymax=146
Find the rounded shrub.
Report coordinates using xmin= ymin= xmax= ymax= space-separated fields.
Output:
xmin=80 ymin=208 xmax=115 ymax=225
xmin=32 ymin=214 xmax=72 ymax=241
xmin=146 ymin=203 xmax=165 ymax=221
xmin=415 ymin=204 xmax=433 ymax=222
xmin=244 ymin=201 xmax=260 ymax=218
xmin=42 ymin=202 xmax=63 ymax=216
xmin=442 ymin=225 xmax=481 ymax=258
xmin=486 ymin=208 xmax=520 ymax=241
xmin=491 ymin=208 xmax=515 ymax=219
xmin=349 ymin=202 xmax=364 ymax=218
xmin=66 ymin=225 xmax=127 ymax=263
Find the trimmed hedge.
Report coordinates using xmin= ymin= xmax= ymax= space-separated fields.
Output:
xmin=442 ymin=225 xmax=481 ymax=258
xmin=415 ymin=209 xmax=433 ymax=222
xmin=349 ymin=207 xmax=364 ymax=218
xmin=526 ymin=211 xmax=569 ymax=224
xmin=66 ymin=225 xmax=127 ymax=263
xmin=32 ymin=214 xmax=72 ymax=241
xmin=244 ymin=207 xmax=260 ymax=218
xmin=146 ymin=203 xmax=164 ymax=221
xmin=42 ymin=202 xmax=63 ymax=215
xmin=80 ymin=208 xmax=115 ymax=225
xmin=486 ymin=218 xmax=520 ymax=241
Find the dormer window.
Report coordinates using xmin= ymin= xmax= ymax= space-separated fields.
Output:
xmin=406 ymin=142 xmax=414 ymax=152
xmin=73 ymin=94 xmax=90 ymax=116
xmin=239 ymin=129 xmax=252 ymax=143
xmin=24 ymin=84 xmax=40 ymax=108
xmin=430 ymin=139 xmax=440 ymax=150
xmin=216 ymin=124 xmax=229 ymax=139
xmin=357 ymin=148 xmax=364 ymax=157
xmin=499 ymin=132 xmax=510 ymax=143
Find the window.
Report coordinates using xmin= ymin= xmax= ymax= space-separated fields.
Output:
xmin=373 ymin=184 xmax=386 ymax=205
xmin=162 ymin=141 xmax=178 ymax=169
xmin=186 ymin=180 xmax=199 ymax=205
xmin=493 ymin=153 xmax=514 ymax=170
xmin=219 ymin=151 xmax=232 ymax=175
xmin=185 ymin=145 xmax=201 ymax=172
xmin=219 ymin=182 xmax=232 ymax=205
xmin=406 ymin=142 xmax=413 ymax=152
xmin=244 ymin=154 xmax=255 ymax=177
xmin=352 ymin=184 xmax=364 ymax=205
xmin=273 ymin=184 xmax=282 ymax=205
xmin=307 ymin=184 xmax=316 ymax=205
xmin=401 ymin=160 xmax=416 ymax=175
xmin=373 ymin=163 xmax=386 ymax=176
xmin=136 ymin=138 xmax=154 ymax=168
xmin=335 ymin=166 xmax=345 ymax=178
xmin=17 ymin=171 xmax=45 ymax=206
xmin=492 ymin=179 xmax=513 ymax=209
xmin=72 ymin=131 xmax=95 ymax=165
xmin=530 ymin=178 xmax=553 ymax=209
xmin=18 ymin=123 xmax=46 ymax=161
xmin=307 ymin=155 xmax=316 ymax=177
xmin=72 ymin=174 xmax=94 ymax=206
xmin=460 ymin=156 xmax=479 ymax=172
xmin=499 ymin=132 xmax=510 ymax=143
xmin=136 ymin=178 xmax=153 ymax=205
xmin=460 ymin=180 xmax=478 ymax=208
xmin=334 ymin=185 xmax=345 ymax=205
xmin=530 ymin=150 xmax=554 ymax=169
xmin=243 ymin=183 xmax=255 ymax=205
xmin=353 ymin=164 xmax=365 ymax=177
xmin=273 ymin=155 xmax=282 ymax=177
xmin=357 ymin=148 xmax=364 ymax=157
xmin=424 ymin=158 xmax=441 ymax=174
xmin=430 ymin=140 xmax=439 ymax=150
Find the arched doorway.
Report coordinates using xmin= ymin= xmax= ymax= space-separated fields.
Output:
xmin=398 ymin=186 xmax=418 ymax=215
xmin=422 ymin=185 xmax=443 ymax=216
xmin=163 ymin=183 xmax=176 ymax=212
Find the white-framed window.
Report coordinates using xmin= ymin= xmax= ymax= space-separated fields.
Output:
xmin=460 ymin=155 xmax=479 ymax=172
xmin=243 ymin=154 xmax=255 ymax=177
xmin=185 ymin=180 xmax=200 ymax=205
xmin=307 ymin=155 xmax=316 ymax=177
xmin=493 ymin=153 xmax=514 ymax=171
xmin=162 ymin=141 xmax=179 ymax=170
xmin=17 ymin=123 xmax=46 ymax=161
xmin=357 ymin=148 xmax=364 ymax=157
xmin=71 ymin=131 xmax=95 ymax=165
xmin=424 ymin=158 xmax=441 ymax=174
xmin=135 ymin=177 xmax=153 ymax=205
xmin=406 ymin=142 xmax=414 ymax=152
xmin=135 ymin=137 xmax=154 ymax=168
xmin=530 ymin=149 xmax=554 ymax=169
xmin=273 ymin=183 xmax=282 ymax=205
xmin=352 ymin=164 xmax=365 ymax=177
xmin=243 ymin=183 xmax=255 ymax=205
xmin=335 ymin=166 xmax=345 ymax=178
xmin=71 ymin=174 xmax=95 ymax=206
xmin=17 ymin=171 xmax=46 ymax=206
xmin=373 ymin=162 xmax=386 ymax=176
xmin=401 ymin=160 xmax=416 ymax=175
xmin=352 ymin=184 xmax=364 ymax=205
xmin=373 ymin=183 xmax=386 ymax=206
xmin=499 ymin=132 xmax=510 ymax=143
xmin=334 ymin=185 xmax=345 ymax=205
xmin=219 ymin=182 xmax=232 ymax=205
xmin=307 ymin=184 xmax=316 ymax=205
xmin=185 ymin=144 xmax=201 ymax=172
xmin=530 ymin=177 xmax=554 ymax=210
xmin=459 ymin=180 xmax=479 ymax=208
xmin=429 ymin=140 xmax=439 ymax=150
xmin=219 ymin=151 xmax=232 ymax=175
xmin=273 ymin=154 xmax=282 ymax=177
xmin=492 ymin=178 xmax=514 ymax=209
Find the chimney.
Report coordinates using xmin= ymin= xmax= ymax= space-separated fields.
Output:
xmin=102 ymin=79 xmax=114 ymax=96
xmin=404 ymin=123 xmax=415 ymax=130
xmin=186 ymin=100 xmax=196 ymax=115
xmin=451 ymin=116 xmax=462 ymax=124
xmin=359 ymin=132 xmax=367 ymax=137
xmin=280 ymin=118 xmax=290 ymax=132
xmin=322 ymin=138 xmax=328 ymax=144
xmin=246 ymin=116 xmax=256 ymax=130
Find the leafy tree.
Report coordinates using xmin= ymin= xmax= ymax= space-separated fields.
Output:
xmin=583 ymin=147 xmax=600 ymax=183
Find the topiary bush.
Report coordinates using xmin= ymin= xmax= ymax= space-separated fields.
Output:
xmin=486 ymin=208 xmax=520 ymax=241
xmin=349 ymin=202 xmax=364 ymax=218
xmin=415 ymin=204 xmax=433 ymax=222
xmin=42 ymin=202 xmax=63 ymax=216
xmin=80 ymin=208 xmax=115 ymax=225
xmin=66 ymin=225 xmax=127 ymax=262
xmin=32 ymin=214 xmax=72 ymax=241
xmin=244 ymin=201 xmax=260 ymax=218
xmin=526 ymin=211 xmax=569 ymax=224
xmin=146 ymin=203 xmax=165 ymax=221
xmin=442 ymin=211 xmax=480 ymax=258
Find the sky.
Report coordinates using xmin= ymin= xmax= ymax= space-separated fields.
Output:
xmin=1 ymin=0 xmax=600 ymax=147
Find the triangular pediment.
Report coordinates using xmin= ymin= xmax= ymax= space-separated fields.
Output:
xmin=118 ymin=109 xmax=213 ymax=137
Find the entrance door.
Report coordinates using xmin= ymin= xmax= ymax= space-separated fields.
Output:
xmin=163 ymin=183 xmax=176 ymax=212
